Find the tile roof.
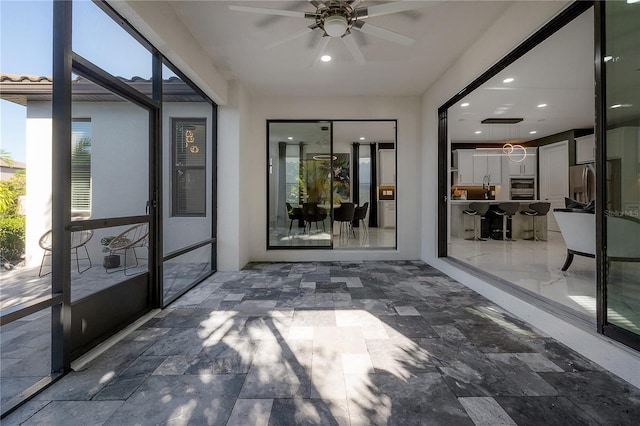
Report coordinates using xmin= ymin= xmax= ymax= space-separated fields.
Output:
xmin=0 ymin=74 xmax=201 ymax=105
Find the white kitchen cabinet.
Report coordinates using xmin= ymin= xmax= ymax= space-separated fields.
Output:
xmin=454 ymin=149 xmax=502 ymax=185
xmin=472 ymin=149 xmax=502 ymax=185
xmin=454 ymin=150 xmax=474 ymax=185
xmin=507 ymin=147 xmax=537 ymax=176
xmin=575 ymin=134 xmax=595 ymax=164
xmin=379 ymin=201 xmax=396 ymax=228
xmin=606 ymin=126 xmax=637 ymax=159
xmin=379 ymin=149 xmax=395 ymax=185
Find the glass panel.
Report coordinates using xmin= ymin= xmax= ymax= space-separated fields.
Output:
xmin=1 ymin=308 xmax=51 ymax=413
xmin=162 ymin=62 xmax=212 ymax=255
xmin=268 ymin=121 xmax=332 ymax=248
xmin=604 ymin=1 xmax=640 ymax=336
xmin=172 ymin=118 xmax=206 ymax=216
xmin=71 ymin=119 xmax=92 ymax=217
xmin=163 ymin=244 xmax=212 ymax=303
xmin=69 ymin=223 xmax=149 ymax=300
xmin=446 ymin=9 xmax=597 ymax=317
xmin=72 ymin=0 xmax=152 ymax=83
xmin=333 ymin=121 xmax=396 ymax=249
xmin=72 ymin=78 xmax=149 ymax=220
xmin=0 ymin=7 xmax=54 ymax=411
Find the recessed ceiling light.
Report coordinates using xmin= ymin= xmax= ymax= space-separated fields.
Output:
xmin=287 ymin=137 xmax=293 ymax=140
xmin=604 ymin=56 xmax=613 ymax=62
xmin=610 ymin=103 xmax=632 ymax=109
xmin=529 ymin=131 xmax=537 ymax=134
xmin=475 ymin=131 xmax=482 ymax=134
xmin=320 ymin=55 xmax=332 ymax=62
xmin=461 ymin=102 xmax=470 ymax=107
xmin=503 ymin=77 xmax=515 ymax=83
xmin=537 ymin=103 xmax=547 ymax=108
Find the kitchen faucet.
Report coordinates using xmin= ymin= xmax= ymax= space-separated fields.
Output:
xmin=482 ymin=175 xmax=490 ymax=199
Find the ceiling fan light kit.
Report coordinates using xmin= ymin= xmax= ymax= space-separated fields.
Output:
xmin=323 ymin=14 xmax=349 ymax=37
xmin=229 ymin=1 xmax=431 ymax=65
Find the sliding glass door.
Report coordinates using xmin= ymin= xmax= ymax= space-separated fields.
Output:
xmin=601 ymin=0 xmax=640 ymax=346
xmin=267 ymin=120 xmax=397 ymax=250
xmin=268 ymin=121 xmax=333 ymax=248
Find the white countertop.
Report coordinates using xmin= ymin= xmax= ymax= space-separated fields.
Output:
xmin=450 ymin=200 xmax=544 ymax=204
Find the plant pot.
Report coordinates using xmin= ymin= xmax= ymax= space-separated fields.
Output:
xmin=103 ymin=254 xmax=120 ymax=269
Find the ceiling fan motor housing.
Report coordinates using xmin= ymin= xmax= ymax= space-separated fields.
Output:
xmin=317 ymin=2 xmax=355 ymax=37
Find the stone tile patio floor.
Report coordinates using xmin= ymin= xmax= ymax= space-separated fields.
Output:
xmin=4 ymin=261 xmax=640 ymax=425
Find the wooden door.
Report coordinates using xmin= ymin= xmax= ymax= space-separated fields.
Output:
xmin=539 ymin=141 xmax=569 ymax=232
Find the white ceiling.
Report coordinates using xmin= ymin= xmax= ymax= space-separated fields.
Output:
xmin=168 ymin=1 xmax=512 ymax=96
xmin=269 ymin=120 xmax=397 ymax=147
xmin=160 ymin=1 xmax=596 ymax=143
xmin=448 ymin=7 xmax=595 ymax=144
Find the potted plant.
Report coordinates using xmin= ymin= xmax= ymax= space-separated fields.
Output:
xmin=100 ymin=236 xmax=120 ymax=268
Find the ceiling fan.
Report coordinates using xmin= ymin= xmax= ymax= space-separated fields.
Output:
xmin=229 ymin=1 xmax=430 ymax=66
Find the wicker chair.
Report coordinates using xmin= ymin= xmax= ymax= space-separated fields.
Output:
xmin=105 ymin=223 xmax=149 ymax=275
xmin=39 ymin=229 xmax=94 ymax=277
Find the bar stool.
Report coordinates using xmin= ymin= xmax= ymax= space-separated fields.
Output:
xmin=520 ymin=202 xmax=551 ymax=241
xmin=463 ymin=202 xmax=490 ymax=241
xmin=495 ymin=202 xmax=520 ymax=241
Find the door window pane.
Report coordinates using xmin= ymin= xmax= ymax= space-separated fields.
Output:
xmin=172 ymin=118 xmax=206 ymax=216
xmin=72 ymin=78 xmax=149 ymax=220
xmin=71 ymin=119 xmax=91 ymax=217
xmin=268 ymin=121 xmax=332 ymax=248
xmin=604 ymin=1 xmax=640 ymax=336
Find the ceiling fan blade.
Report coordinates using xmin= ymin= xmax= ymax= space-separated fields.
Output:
xmin=341 ymin=34 xmax=366 ymax=65
xmin=308 ymin=0 xmax=323 ymax=8
xmin=309 ymin=36 xmax=331 ymax=67
xmin=353 ymin=21 xmax=415 ymax=46
xmin=361 ymin=1 xmax=431 ymax=18
xmin=265 ymin=26 xmax=316 ymax=50
xmin=228 ymin=5 xmax=311 ymax=19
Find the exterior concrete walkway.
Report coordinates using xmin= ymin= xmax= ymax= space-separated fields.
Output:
xmin=4 ymin=261 xmax=640 ymax=425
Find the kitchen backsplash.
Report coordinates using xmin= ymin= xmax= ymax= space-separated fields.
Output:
xmin=452 ymin=185 xmax=496 ymax=200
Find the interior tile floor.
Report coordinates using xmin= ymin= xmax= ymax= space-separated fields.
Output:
xmin=449 ymin=230 xmax=640 ymax=335
xmin=4 ymin=261 xmax=640 ymax=425
xmin=269 ymin=220 xmax=396 ymax=249
xmin=450 ymin=230 xmax=597 ymax=317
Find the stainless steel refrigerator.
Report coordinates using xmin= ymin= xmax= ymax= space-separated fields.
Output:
xmin=569 ymin=163 xmax=596 ymax=204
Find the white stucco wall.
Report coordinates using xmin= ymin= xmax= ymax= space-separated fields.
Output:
xmin=242 ymin=95 xmax=422 ymax=264
xmin=217 ymin=80 xmax=252 ymax=271
xmin=24 ymin=103 xmax=52 ymax=266
xmin=420 ymin=1 xmax=640 ymax=388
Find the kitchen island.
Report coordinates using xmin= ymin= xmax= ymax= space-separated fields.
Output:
xmin=450 ymin=200 xmax=548 ymax=240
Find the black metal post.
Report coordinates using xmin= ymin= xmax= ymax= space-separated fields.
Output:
xmin=51 ymin=0 xmax=72 ymax=374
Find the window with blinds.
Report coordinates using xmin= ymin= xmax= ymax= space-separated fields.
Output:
xmin=71 ymin=119 xmax=91 ymax=217
xmin=172 ymin=118 xmax=206 ymax=216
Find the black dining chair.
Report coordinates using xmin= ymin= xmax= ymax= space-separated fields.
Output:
xmin=520 ymin=202 xmax=551 ymax=241
xmin=353 ymin=202 xmax=369 ymax=234
xmin=302 ymin=202 xmax=327 ymax=233
xmin=286 ymin=202 xmax=303 ymax=236
xmin=334 ymin=203 xmax=356 ymax=238
xmin=463 ymin=202 xmax=490 ymax=241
